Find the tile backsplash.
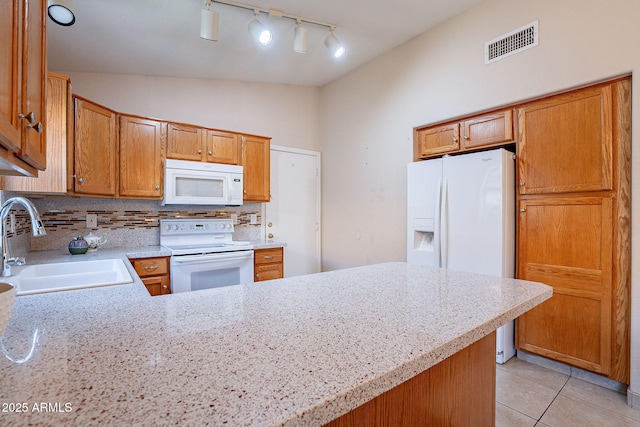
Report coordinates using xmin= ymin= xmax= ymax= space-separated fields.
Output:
xmin=2 ymin=193 xmax=263 ymax=255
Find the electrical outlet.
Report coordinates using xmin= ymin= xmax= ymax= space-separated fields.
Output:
xmin=9 ymin=213 xmax=15 ymax=233
xmin=250 ymin=214 xmax=258 ymax=225
xmin=231 ymin=214 xmax=238 ymax=225
xmin=86 ymin=214 xmax=98 ymax=228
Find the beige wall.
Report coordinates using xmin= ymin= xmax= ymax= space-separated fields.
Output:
xmin=59 ymin=72 xmax=322 ymax=153
xmin=320 ymin=0 xmax=640 ymax=399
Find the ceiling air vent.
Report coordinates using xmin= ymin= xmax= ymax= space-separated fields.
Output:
xmin=484 ymin=21 xmax=538 ymax=64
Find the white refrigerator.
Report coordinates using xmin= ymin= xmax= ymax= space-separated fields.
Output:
xmin=407 ymin=148 xmax=516 ymax=364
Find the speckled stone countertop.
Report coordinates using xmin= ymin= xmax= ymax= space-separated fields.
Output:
xmin=0 ymin=262 xmax=551 ymax=426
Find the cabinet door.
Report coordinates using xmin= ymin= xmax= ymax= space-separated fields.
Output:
xmin=142 ymin=275 xmax=171 ymax=296
xmin=516 ymin=196 xmax=612 ymax=375
xmin=205 ymin=130 xmax=239 ymax=164
xmin=0 ymin=0 xmax=22 ymax=152
xmin=74 ymin=98 xmax=118 ymax=196
xmin=461 ymin=110 xmax=513 ymax=150
xmin=119 ymin=115 xmax=165 ymax=198
xmin=414 ymin=123 xmax=460 ymax=159
xmin=241 ymin=135 xmax=270 ymax=202
xmin=167 ymin=123 xmax=204 ymax=161
xmin=3 ymin=73 xmax=70 ymax=193
xmin=517 ymin=85 xmax=613 ymax=194
xmin=18 ymin=0 xmax=46 ymax=170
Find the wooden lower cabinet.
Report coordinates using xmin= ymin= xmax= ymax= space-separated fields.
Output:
xmin=254 ymin=247 xmax=283 ymax=281
xmin=130 ymin=256 xmax=171 ymax=296
xmin=517 ymin=196 xmax=613 ymax=375
xmin=324 ymin=332 xmax=496 ymax=427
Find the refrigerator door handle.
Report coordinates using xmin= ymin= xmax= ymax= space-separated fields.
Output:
xmin=440 ymin=178 xmax=448 ymax=268
xmin=434 ymin=178 xmax=442 ymax=268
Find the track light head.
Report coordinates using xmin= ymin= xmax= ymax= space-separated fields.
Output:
xmin=200 ymin=6 xmax=219 ymax=41
xmin=248 ymin=11 xmax=272 ymax=46
xmin=293 ymin=20 xmax=308 ymax=54
xmin=47 ymin=0 xmax=75 ymax=26
xmin=324 ymin=30 xmax=345 ymax=59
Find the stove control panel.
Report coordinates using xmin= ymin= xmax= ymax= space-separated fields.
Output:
xmin=160 ymin=219 xmax=234 ymax=235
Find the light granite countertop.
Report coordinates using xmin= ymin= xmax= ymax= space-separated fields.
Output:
xmin=0 ymin=261 xmax=551 ymax=426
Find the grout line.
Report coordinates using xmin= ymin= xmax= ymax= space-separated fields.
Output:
xmin=535 ymin=375 xmax=571 ymax=423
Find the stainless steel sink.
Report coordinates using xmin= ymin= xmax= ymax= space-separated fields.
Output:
xmin=12 ymin=259 xmax=134 ymax=295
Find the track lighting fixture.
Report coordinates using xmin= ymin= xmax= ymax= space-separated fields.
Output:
xmin=248 ymin=10 xmax=272 ymax=45
xmin=47 ymin=0 xmax=75 ymax=26
xmin=200 ymin=1 xmax=219 ymax=41
xmin=293 ymin=20 xmax=308 ymax=54
xmin=324 ymin=29 xmax=345 ymax=59
xmin=202 ymin=0 xmax=346 ymax=58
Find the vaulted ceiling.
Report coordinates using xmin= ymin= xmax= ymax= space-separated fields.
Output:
xmin=47 ymin=0 xmax=482 ymax=86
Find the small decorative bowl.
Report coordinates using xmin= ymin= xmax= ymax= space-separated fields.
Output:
xmin=0 ymin=282 xmax=16 ymax=336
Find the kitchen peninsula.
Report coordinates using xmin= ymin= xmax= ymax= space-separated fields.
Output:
xmin=0 ymin=259 xmax=551 ymax=426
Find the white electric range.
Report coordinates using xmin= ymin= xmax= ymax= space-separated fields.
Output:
xmin=160 ymin=218 xmax=254 ymax=293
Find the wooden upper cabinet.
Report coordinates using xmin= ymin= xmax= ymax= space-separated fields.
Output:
xmin=517 ymin=85 xmax=613 ymax=195
xmin=414 ymin=110 xmax=514 ymax=160
xmin=167 ymin=123 xmax=204 ymax=161
xmin=119 ymin=115 xmax=165 ymax=199
xmin=241 ymin=135 xmax=270 ymax=202
xmin=462 ymin=110 xmax=513 ymax=150
xmin=205 ymin=130 xmax=239 ymax=164
xmin=3 ymin=73 xmax=71 ymax=194
xmin=18 ymin=0 xmax=46 ymax=170
xmin=167 ymin=123 xmax=240 ymax=165
xmin=415 ymin=123 xmax=460 ymax=159
xmin=73 ymin=97 xmax=118 ymax=196
xmin=0 ymin=0 xmax=21 ymax=153
xmin=0 ymin=0 xmax=46 ymax=174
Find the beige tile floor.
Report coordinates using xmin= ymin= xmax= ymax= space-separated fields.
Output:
xmin=497 ymin=358 xmax=640 ymax=426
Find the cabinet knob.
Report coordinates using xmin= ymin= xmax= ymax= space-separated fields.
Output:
xmin=463 ymin=135 xmax=469 ymax=140
xmin=197 ymin=149 xmax=202 ymax=154
xmin=519 ymin=208 xmax=526 ymax=213
xmin=452 ymin=138 xmax=458 ymax=142
xmin=519 ymin=182 xmax=525 ymax=187
xmin=162 ymin=285 xmax=168 ymax=290
xmin=155 ymin=185 xmax=160 ymax=189
xmin=256 ymin=274 xmax=260 ymax=278
xmin=28 ymin=122 xmax=43 ymax=134
xmin=78 ymin=178 xmax=84 ymax=183
xmin=208 ymin=151 xmax=213 ymax=155
xmin=18 ymin=112 xmax=36 ymax=125
xmin=243 ymin=190 xmax=247 ymax=194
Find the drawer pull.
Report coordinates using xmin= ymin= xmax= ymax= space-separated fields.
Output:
xmin=263 ymin=255 xmax=274 ymax=259
xmin=144 ymin=265 xmax=159 ymax=271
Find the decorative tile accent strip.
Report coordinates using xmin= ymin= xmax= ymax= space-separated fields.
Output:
xmin=2 ymin=195 xmax=264 ymax=252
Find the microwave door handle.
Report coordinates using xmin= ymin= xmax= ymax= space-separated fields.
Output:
xmin=172 ymin=251 xmax=253 ymax=264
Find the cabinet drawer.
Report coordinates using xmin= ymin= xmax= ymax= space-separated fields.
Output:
xmin=142 ymin=275 xmax=171 ymax=296
xmin=254 ymin=248 xmax=283 ymax=265
xmin=131 ymin=257 xmax=169 ymax=278
xmin=255 ymin=263 xmax=283 ymax=281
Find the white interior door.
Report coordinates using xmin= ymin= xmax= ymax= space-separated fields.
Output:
xmin=265 ymin=146 xmax=321 ymax=277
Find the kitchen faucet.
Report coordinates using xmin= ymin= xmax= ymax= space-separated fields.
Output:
xmin=0 ymin=197 xmax=46 ymax=277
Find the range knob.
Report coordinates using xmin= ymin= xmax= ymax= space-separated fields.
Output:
xmin=164 ymin=224 xmax=172 ymax=231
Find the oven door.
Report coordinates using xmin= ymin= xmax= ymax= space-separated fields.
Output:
xmin=170 ymin=250 xmax=254 ymax=293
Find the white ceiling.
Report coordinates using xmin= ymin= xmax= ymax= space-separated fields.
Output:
xmin=47 ymin=0 xmax=483 ymax=87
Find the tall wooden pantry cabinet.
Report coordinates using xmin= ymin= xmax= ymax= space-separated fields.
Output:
xmin=515 ymin=77 xmax=631 ymax=383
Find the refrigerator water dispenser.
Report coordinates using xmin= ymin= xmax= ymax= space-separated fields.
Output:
xmin=413 ymin=218 xmax=434 ymax=251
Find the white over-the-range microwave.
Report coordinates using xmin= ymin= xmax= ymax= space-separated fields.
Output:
xmin=162 ymin=159 xmax=243 ymax=206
